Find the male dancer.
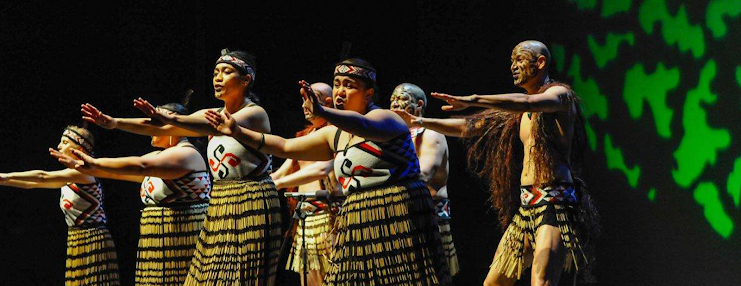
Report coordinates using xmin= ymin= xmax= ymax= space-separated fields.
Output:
xmin=390 ymin=83 xmax=459 ymax=277
xmin=394 ymin=40 xmax=598 ymax=286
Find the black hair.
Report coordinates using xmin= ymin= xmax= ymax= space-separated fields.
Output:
xmin=336 ymin=57 xmax=379 ymax=108
xmin=219 ymin=49 xmax=260 ymax=104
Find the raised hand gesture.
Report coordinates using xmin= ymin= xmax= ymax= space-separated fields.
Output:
xmin=133 ymin=97 xmax=174 ymax=124
xmin=299 ymin=80 xmax=325 ymax=117
xmin=431 ymin=92 xmax=477 ymax=112
xmin=49 ymin=148 xmax=96 ymax=172
xmin=81 ymin=103 xmax=117 ymax=129
xmin=204 ymin=109 xmax=238 ymax=137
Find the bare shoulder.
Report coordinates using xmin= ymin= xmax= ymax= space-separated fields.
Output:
xmin=423 ymin=128 xmax=448 ymax=146
xmin=191 ymin=107 xmax=220 ymax=116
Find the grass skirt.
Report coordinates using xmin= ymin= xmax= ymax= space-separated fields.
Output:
xmin=136 ymin=203 xmax=208 ymax=285
xmin=65 ymin=226 xmax=120 ymax=286
xmin=324 ymin=181 xmax=451 ymax=286
xmin=438 ymin=218 xmax=459 ymax=276
xmin=286 ymin=211 xmax=332 ymax=274
xmin=184 ymin=177 xmax=282 ymax=286
xmin=490 ymin=204 xmax=584 ymax=279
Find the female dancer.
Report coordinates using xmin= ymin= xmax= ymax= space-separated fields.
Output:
xmin=270 ymin=82 xmax=335 ymax=286
xmin=80 ymin=49 xmax=281 ymax=285
xmin=0 ymin=126 xmax=120 ymax=286
xmin=205 ymin=58 xmax=451 ymax=285
xmin=51 ymin=103 xmax=210 ymax=285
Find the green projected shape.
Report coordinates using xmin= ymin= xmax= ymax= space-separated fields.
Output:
xmin=672 ymin=61 xmax=731 ymax=188
xmin=585 ymin=119 xmax=597 ymax=151
xmin=587 ymin=33 xmax=635 ymax=69
xmin=602 ymin=0 xmax=632 ymax=18
xmin=604 ymin=134 xmax=640 ymax=188
xmin=638 ymin=0 xmax=705 ymax=58
xmin=647 ymin=188 xmax=656 ymax=202
xmin=706 ymin=0 xmax=741 ymax=38
xmin=694 ymin=182 xmax=734 ymax=239
xmin=623 ymin=63 xmax=679 ymax=138
xmin=552 ymin=44 xmax=566 ymax=73
xmin=736 ymin=66 xmax=741 ymax=90
xmin=568 ymin=0 xmax=597 ymax=11
xmin=727 ymin=158 xmax=741 ymax=208
xmin=567 ymin=55 xmax=608 ymax=120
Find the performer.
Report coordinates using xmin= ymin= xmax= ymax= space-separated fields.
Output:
xmin=270 ymin=82 xmax=336 ymax=286
xmin=394 ymin=40 xmax=599 ymax=286
xmin=80 ymin=49 xmax=281 ymax=285
xmin=0 ymin=126 xmax=120 ymax=286
xmin=390 ymin=83 xmax=459 ymax=277
xmin=204 ymin=58 xmax=451 ymax=285
xmin=51 ymin=103 xmax=210 ymax=286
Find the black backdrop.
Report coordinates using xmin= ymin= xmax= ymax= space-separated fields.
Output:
xmin=2 ymin=1 xmax=739 ymax=285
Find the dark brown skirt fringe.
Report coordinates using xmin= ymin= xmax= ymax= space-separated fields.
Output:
xmin=490 ymin=204 xmax=585 ymax=279
xmin=65 ymin=226 xmax=120 ymax=286
xmin=184 ymin=177 xmax=282 ymax=286
xmin=324 ymin=181 xmax=451 ymax=286
xmin=136 ymin=203 xmax=208 ymax=285
xmin=287 ymin=211 xmax=332 ymax=274
xmin=438 ymin=218 xmax=459 ymax=276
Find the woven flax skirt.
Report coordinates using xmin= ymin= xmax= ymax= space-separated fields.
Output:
xmin=136 ymin=203 xmax=208 ymax=285
xmin=184 ymin=177 xmax=282 ymax=286
xmin=286 ymin=211 xmax=332 ymax=274
xmin=438 ymin=218 xmax=459 ymax=276
xmin=490 ymin=204 xmax=584 ymax=279
xmin=65 ymin=226 xmax=120 ymax=286
xmin=324 ymin=181 xmax=451 ymax=286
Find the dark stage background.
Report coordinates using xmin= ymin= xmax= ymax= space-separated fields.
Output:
xmin=2 ymin=0 xmax=740 ymax=285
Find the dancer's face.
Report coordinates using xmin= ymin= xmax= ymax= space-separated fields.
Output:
xmin=57 ymin=136 xmax=83 ymax=157
xmin=390 ymin=87 xmax=423 ymax=116
xmin=213 ymin=63 xmax=249 ymax=100
xmin=510 ymin=46 xmax=539 ymax=87
xmin=332 ymin=75 xmax=373 ymax=113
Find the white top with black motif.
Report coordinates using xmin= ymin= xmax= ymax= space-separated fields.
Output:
xmin=140 ymin=170 xmax=211 ymax=206
xmin=59 ymin=181 xmax=107 ymax=227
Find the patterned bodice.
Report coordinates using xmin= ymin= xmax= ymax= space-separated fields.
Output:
xmin=59 ymin=181 xmax=106 ymax=227
xmin=207 ymin=135 xmax=272 ymax=180
xmin=140 ymin=171 xmax=211 ymax=206
xmin=333 ymin=131 xmax=420 ymax=195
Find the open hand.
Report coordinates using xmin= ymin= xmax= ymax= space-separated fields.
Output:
xmin=204 ymin=109 xmax=238 ymax=136
xmin=299 ymin=80 xmax=325 ymax=117
xmin=392 ymin=110 xmax=423 ymax=128
xmin=81 ymin=104 xmax=117 ymax=129
xmin=133 ymin=97 xmax=175 ymax=123
xmin=431 ymin=92 xmax=477 ymax=111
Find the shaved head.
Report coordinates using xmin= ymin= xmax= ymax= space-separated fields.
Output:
xmin=311 ymin=82 xmax=332 ymax=106
xmin=512 ymin=40 xmax=551 ymax=67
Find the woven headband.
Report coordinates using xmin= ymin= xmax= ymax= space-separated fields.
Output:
xmin=63 ymin=128 xmax=93 ymax=154
xmin=334 ymin=63 xmax=376 ymax=83
xmin=216 ymin=55 xmax=256 ymax=81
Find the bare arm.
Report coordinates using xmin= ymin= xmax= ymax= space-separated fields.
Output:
xmin=0 ymin=179 xmax=68 ymax=189
xmin=432 ymin=86 xmax=570 ymax=113
xmin=205 ymin=110 xmax=336 ymax=161
xmin=81 ymin=103 xmax=202 ymax=137
xmin=273 ymin=160 xmax=333 ymax=189
xmin=0 ymin=168 xmax=93 ymax=184
xmin=393 ymin=110 xmax=469 ymax=137
xmin=270 ymin=158 xmax=295 ymax=182
xmin=417 ymin=131 xmax=446 ymax=185
xmin=69 ymin=148 xmax=194 ymax=180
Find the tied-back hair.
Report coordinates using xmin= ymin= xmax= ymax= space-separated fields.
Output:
xmin=463 ymin=81 xmax=600 ymax=264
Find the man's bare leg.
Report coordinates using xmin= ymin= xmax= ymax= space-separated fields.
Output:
xmin=530 ymin=224 xmax=568 ymax=286
xmin=483 ymin=232 xmax=533 ymax=286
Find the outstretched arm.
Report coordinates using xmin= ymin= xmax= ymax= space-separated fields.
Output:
xmin=270 ymin=158 xmax=295 ymax=183
xmin=0 ymin=168 xmax=92 ymax=189
xmin=50 ymin=149 xmax=146 ymax=183
xmin=61 ymin=148 xmax=194 ymax=180
xmin=205 ymin=110 xmax=336 ymax=161
xmin=81 ymin=103 xmax=202 ymax=137
xmin=300 ymin=80 xmax=408 ymax=142
xmin=273 ymin=160 xmax=333 ymax=190
xmin=431 ymin=85 xmax=571 ymax=113
xmin=393 ymin=110 xmax=469 ymax=138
